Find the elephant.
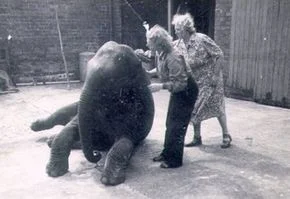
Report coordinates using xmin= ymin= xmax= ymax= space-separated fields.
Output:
xmin=30 ymin=41 xmax=155 ymax=186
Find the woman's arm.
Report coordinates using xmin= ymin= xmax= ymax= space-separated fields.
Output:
xmin=203 ymin=34 xmax=223 ymax=61
xmin=146 ymin=68 xmax=157 ymax=78
xmin=164 ymin=54 xmax=188 ymax=93
xmin=147 ymin=55 xmax=188 ymax=93
xmin=135 ymin=49 xmax=153 ymax=63
xmin=202 ymin=35 xmax=224 ymax=86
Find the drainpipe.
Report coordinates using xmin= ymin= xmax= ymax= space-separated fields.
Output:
xmin=109 ymin=0 xmax=114 ymax=41
xmin=6 ymin=35 xmax=12 ymax=73
xmin=168 ymin=0 xmax=172 ymax=35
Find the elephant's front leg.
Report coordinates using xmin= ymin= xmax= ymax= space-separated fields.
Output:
xmin=31 ymin=102 xmax=78 ymax=131
xmin=101 ymin=137 xmax=134 ymax=186
xmin=47 ymin=133 xmax=82 ymax=149
xmin=46 ymin=116 xmax=79 ymax=177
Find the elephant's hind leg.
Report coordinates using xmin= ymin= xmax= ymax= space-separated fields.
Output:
xmin=46 ymin=116 xmax=79 ymax=177
xmin=31 ymin=102 xmax=78 ymax=132
xmin=101 ymin=137 xmax=134 ymax=186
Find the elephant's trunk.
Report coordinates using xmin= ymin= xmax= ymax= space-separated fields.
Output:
xmin=78 ymin=87 xmax=101 ymax=163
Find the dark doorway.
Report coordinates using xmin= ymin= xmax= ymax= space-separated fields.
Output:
xmin=172 ymin=0 xmax=216 ymax=39
xmin=121 ymin=0 xmax=168 ymax=49
xmin=120 ymin=0 xmax=215 ymax=49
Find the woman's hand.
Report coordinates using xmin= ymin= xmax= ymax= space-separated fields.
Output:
xmin=146 ymin=68 xmax=157 ymax=78
xmin=148 ymin=83 xmax=163 ymax=93
xmin=134 ymin=49 xmax=144 ymax=55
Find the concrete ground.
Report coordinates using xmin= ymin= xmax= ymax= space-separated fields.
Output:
xmin=0 ymin=83 xmax=290 ymax=199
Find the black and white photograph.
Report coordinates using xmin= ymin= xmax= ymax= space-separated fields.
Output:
xmin=0 ymin=0 xmax=290 ymax=198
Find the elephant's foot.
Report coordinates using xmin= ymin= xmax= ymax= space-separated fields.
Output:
xmin=100 ymin=137 xmax=134 ymax=186
xmin=46 ymin=157 xmax=69 ymax=177
xmin=101 ymin=171 xmax=126 ymax=186
xmin=30 ymin=119 xmax=51 ymax=132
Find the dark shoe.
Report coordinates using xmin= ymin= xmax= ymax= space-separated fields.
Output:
xmin=221 ymin=134 xmax=232 ymax=148
xmin=185 ymin=136 xmax=202 ymax=147
xmin=160 ymin=162 xmax=182 ymax=169
xmin=153 ymin=154 xmax=165 ymax=162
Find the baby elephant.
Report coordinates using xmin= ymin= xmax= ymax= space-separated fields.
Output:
xmin=31 ymin=41 xmax=154 ymax=186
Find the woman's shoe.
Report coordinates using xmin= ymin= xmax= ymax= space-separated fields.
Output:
xmin=153 ymin=154 xmax=165 ymax=162
xmin=160 ymin=162 xmax=182 ymax=169
xmin=221 ymin=134 xmax=232 ymax=148
xmin=185 ymin=136 xmax=202 ymax=147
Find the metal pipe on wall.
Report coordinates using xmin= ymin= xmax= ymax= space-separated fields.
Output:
xmin=168 ymin=0 xmax=172 ymax=35
xmin=109 ymin=0 xmax=114 ymax=40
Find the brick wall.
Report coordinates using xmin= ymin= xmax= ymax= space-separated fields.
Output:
xmin=214 ymin=0 xmax=232 ymax=85
xmin=0 ymin=0 xmax=121 ymax=83
xmin=0 ymin=0 xmax=233 ymax=84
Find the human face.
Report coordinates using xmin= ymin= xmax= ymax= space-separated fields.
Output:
xmin=146 ymin=38 xmax=154 ymax=50
xmin=174 ymin=24 xmax=184 ymax=39
xmin=146 ymin=38 xmax=160 ymax=53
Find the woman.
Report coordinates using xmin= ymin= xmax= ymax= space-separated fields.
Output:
xmin=172 ymin=13 xmax=232 ymax=148
xmin=145 ymin=25 xmax=198 ymax=168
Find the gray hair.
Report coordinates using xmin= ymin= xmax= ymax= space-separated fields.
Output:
xmin=172 ymin=13 xmax=196 ymax=34
xmin=146 ymin=25 xmax=173 ymax=52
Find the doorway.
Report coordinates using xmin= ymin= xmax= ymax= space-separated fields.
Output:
xmin=121 ymin=0 xmax=168 ymax=49
xmin=171 ymin=0 xmax=216 ymax=39
xmin=120 ymin=0 xmax=216 ymax=49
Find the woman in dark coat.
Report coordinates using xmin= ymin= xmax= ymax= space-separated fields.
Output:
xmin=144 ymin=25 xmax=198 ymax=168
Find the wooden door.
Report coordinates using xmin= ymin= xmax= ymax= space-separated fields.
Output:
xmin=229 ymin=0 xmax=290 ymax=107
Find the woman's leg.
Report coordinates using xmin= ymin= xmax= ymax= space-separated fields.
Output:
xmin=185 ymin=122 xmax=202 ymax=147
xmin=153 ymin=95 xmax=175 ymax=162
xmin=217 ymin=114 xmax=232 ymax=148
xmin=160 ymin=80 xmax=197 ymax=167
xmin=217 ymin=114 xmax=229 ymax=135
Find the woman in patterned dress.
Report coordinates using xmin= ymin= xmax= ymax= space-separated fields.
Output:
xmin=172 ymin=13 xmax=232 ymax=148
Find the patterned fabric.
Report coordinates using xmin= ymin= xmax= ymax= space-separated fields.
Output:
xmin=157 ymin=50 xmax=189 ymax=93
xmin=174 ymin=33 xmax=226 ymax=124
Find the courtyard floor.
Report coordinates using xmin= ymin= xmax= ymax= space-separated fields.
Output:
xmin=0 ymin=83 xmax=290 ymax=199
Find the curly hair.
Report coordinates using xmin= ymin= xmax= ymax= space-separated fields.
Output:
xmin=172 ymin=13 xmax=196 ymax=34
xmin=146 ymin=25 xmax=173 ymax=53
